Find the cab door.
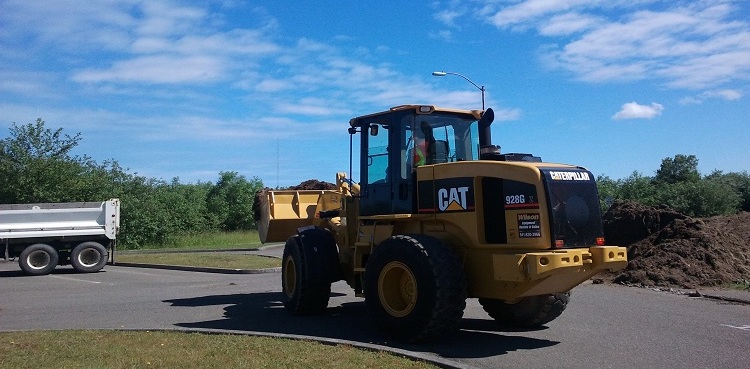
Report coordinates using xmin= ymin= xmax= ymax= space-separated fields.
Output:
xmin=359 ymin=117 xmax=393 ymax=216
xmin=358 ymin=112 xmax=415 ymax=216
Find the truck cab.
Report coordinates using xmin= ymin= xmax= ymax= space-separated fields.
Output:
xmin=351 ymin=105 xmax=482 ymax=216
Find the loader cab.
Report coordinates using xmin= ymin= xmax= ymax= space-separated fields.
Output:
xmin=351 ymin=105 xmax=482 ymax=216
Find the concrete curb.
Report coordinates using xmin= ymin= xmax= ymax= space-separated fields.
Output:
xmin=594 ymin=281 xmax=750 ymax=305
xmin=696 ymin=291 xmax=750 ymax=305
xmin=112 ymin=262 xmax=281 ymax=274
xmin=111 ymin=243 xmax=286 ymax=274
xmin=124 ymin=328 xmax=479 ymax=369
xmin=115 ymin=243 xmax=284 ymax=255
xmin=116 ymin=247 xmax=260 ymax=255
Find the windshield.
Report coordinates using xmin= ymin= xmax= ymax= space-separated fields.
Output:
xmin=401 ymin=112 xmax=479 ymax=166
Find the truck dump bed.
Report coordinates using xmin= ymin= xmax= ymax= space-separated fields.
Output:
xmin=0 ymin=199 xmax=120 ymax=241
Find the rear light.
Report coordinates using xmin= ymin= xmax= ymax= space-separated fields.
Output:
xmin=596 ymin=237 xmax=605 ymax=246
xmin=554 ymin=239 xmax=564 ymax=249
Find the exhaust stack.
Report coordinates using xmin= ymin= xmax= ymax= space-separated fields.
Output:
xmin=478 ymin=108 xmax=501 ymax=159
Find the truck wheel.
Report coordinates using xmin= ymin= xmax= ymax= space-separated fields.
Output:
xmin=281 ymin=228 xmax=339 ymax=314
xmin=364 ymin=234 xmax=467 ymax=342
xmin=70 ymin=242 xmax=108 ymax=273
xmin=19 ymin=244 xmax=59 ymax=276
xmin=479 ymin=292 xmax=570 ymax=328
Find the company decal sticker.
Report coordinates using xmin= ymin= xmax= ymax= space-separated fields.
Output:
xmin=438 ymin=187 xmax=471 ymax=211
xmin=418 ymin=178 xmax=474 ymax=213
xmin=549 ymin=171 xmax=591 ymax=181
xmin=504 ymin=193 xmax=540 ymax=210
xmin=517 ymin=213 xmax=541 ymax=238
xmin=503 ymin=179 xmax=539 ymax=210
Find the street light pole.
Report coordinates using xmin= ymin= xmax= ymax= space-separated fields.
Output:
xmin=432 ymin=71 xmax=485 ymax=110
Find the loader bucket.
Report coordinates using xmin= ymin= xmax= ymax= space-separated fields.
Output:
xmin=256 ymin=190 xmax=334 ymax=243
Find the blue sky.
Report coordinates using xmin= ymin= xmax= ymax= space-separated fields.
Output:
xmin=1 ymin=0 xmax=748 ymax=188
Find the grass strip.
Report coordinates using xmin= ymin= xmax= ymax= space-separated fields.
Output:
xmin=116 ymin=252 xmax=280 ymax=270
xmin=0 ymin=330 xmax=439 ymax=369
xmin=135 ymin=230 xmax=262 ymax=251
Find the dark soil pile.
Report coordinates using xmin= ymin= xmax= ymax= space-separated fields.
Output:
xmin=603 ymin=200 xmax=750 ymax=289
xmin=286 ymin=179 xmax=336 ymax=191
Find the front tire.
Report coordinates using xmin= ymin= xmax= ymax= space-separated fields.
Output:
xmin=19 ymin=244 xmax=59 ymax=276
xmin=281 ymin=228 xmax=339 ymax=314
xmin=70 ymin=241 xmax=108 ymax=273
xmin=364 ymin=235 xmax=467 ymax=342
xmin=479 ymin=292 xmax=570 ymax=328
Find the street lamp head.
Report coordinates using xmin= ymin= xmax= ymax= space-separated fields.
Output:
xmin=431 ymin=70 xmax=485 ymax=110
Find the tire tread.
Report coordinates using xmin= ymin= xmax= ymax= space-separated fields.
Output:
xmin=479 ymin=292 xmax=570 ymax=328
xmin=365 ymin=234 xmax=467 ymax=342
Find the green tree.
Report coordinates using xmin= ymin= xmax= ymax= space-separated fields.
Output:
xmin=619 ymin=171 xmax=658 ymax=204
xmin=654 ymin=154 xmax=700 ymax=184
xmin=596 ymin=175 xmax=619 ymax=211
xmin=206 ymin=171 xmax=264 ymax=231
xmin=0 ymin=119 xmax=94 ymax=203
xmin=704 ymin=170 xmax=750 ymax=212
xmin=653 ymin=179 xmax=739 ymax=217
xmin=114 ymin=176 xmax=217 ymax=249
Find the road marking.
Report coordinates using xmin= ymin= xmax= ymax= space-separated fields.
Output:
xmin=721 ymin=324 xmax=750 ymax=331
xmin=50 ymin=275 xmax=101 ymax=284
xmin=108 ymin=268 xmax=164 ymax=276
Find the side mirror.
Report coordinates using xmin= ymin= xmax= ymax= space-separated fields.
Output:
xmin=370 ymin=124 xmax=379 ymax=136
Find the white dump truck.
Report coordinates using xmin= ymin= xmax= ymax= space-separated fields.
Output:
xmin=1 ymin=199 xmax=120 ymax=276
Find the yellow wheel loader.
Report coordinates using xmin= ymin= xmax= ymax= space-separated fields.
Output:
xmin=256 ymin=105 xmax=627 ymax=342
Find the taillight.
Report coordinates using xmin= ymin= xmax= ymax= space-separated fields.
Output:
xmin=554 ymin=239 xmax=565 ymax=249
xmin=596 ymin=237 xmax=605 ymax=246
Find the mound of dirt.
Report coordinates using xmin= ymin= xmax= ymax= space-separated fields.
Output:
xmin=603 ymin=201 xmax=750 ymax=289
xmin=286 ymin=179 xmax=336 ymax=191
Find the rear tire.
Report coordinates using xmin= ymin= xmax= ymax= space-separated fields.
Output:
xmin=19 ymin=244 xmax=59 ymax=276
xmin=281 ymin=228 xmax=339 ymax=314
xmin=479 ymin=292 xmax=570 ymax=328
xmin=364 ymin=234 xmax=467 ymax=342
xmin=70 ymin=241 xmax=108 ymax=273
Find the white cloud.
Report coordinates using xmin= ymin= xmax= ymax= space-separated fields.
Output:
xmin=482 ymin=1 xmax=750 ymax=90
xmin=680 ymin=89 xmax=743 ymax=105
xmin=276 ymin=97 xmax=348 ymax=117
xmin=0 ymin=71 xmax=62 ymax=99
xmin=539 ymin=12 xmax=602 ymax=36
xmin=3 ymin=1 xmax=280 ymax=87
xmin=0 ymin=0 xmax=137 ymax=51
xmin=255 ymin=78 xmax=294 ymax=92
xmin=435 ymin=10 xmax=465 ymax=27
xmin=612 ymin=102 xmax=664 ymax=120
xmin=136 ymin=2 xmax=207 ymax=36
xmin=491 ymin=0 xmax=575 ymax=27
xmin=709 ymin=89 xmax=743 ymax=101
xmin=72 ymin=55 xmax=225 ymax=84
xmin=429 ymin=30 xmax=454 ymax=42
xmin=491 ymin=108 xmax=523 ymax=122
xmin=679 ymin=96 xmax=703 ymax=105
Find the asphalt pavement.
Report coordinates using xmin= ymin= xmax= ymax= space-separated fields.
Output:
xmin=119 ymin=243 xmax=750 ymax=305
xmin=2 ymin=245 xmax=749 ymax=369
